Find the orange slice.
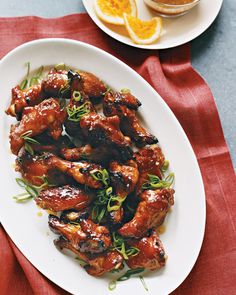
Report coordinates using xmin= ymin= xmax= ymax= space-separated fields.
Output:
xmin=123 ymin=13 xmax=162 ymax=45
xmin=94 ymin=0 xmax=137 ymax=25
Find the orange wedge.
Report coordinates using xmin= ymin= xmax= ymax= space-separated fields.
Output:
xmin=94 ymin=0 xmax=137 ymax=25
xmin=123 ymin=13 xmax=162 ymax=45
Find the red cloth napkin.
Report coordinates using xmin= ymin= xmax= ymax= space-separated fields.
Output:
xmin=0 ymin=13 xmax=235 ymax=295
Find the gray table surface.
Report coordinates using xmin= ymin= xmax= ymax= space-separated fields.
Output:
xmin=0 ymin=0 xmax=235 ymax=167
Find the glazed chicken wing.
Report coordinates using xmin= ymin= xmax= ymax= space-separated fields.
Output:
xmin=80 ymin=113 xmax=133 ymax=161
xmin=60 ymin=144 xmax=124 ymax=164
xmin=67 ymin=70 xmax=106 ymax=101
xmin=35 ymin=185 xmax=93 ymax=212
xmin=42 ymin=69 xmax=69 ymax=97
xmin=103 ymin=92 xmax=158 ymax=147
xmin=134 ymin=146 xmax=165 ymax=194
xmin=49 ymin=215 xmax=111 ymax=253
xmin=6 ymin=84 xmax=44 ymax=119
xmin=127 ymin=230 xmax=166 ymax=270
xmin=118 ymin=188 xmax=174 ymax=238
xmin=46 ymin=154 xmax=104 ymax=189
xmin=10 ymin=98 xmax=66 ymax=155
xmin=15 ymin=152 xmax=68 ymax=186
xmin=109 ymin=160 xmax=139 ymax=198
xmin=55 ymin=236 xmax=123 ymax=276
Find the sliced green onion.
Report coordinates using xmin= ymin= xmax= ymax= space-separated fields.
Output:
xmin=54 ymin=63 xmax=66 ymax=71
xmin=121 ymin=88 xmax=130 ymax=94
xmin=108 ymin=280 xmax=116 ymax=291
xmin=111 ymin=233 xmax=139 ymax=260
xmin=20 ymin=62 xmax=30 ymax=90
xmin=126 ymin=247 xmax=140 ymax=257
xmin=24 ymin=142 xmax=34 ymax=155
xmin=13 ymin=194 xmax=33 ymax=203
xmin=117 ymin=268 xmax=145 ymax=282
xmin=66 ymin=102 xmax=90 ymax=122
xmin=72 ymin=91 xmax=82 ymax=102
xmin=29 ymin=77 xmax=39 ymax=87
xmin=20 ymin=130 xmax=40 ymax=155
xmin=25 ymin=185 xmax=38 ymax=198
xmin=161 ymin=160 xmax=169 ymax=173
xmin=16 ymin=178 xmax=27 ymax=188
xmin=139 ymin=276 xmax=149 ymax=291
xmin=36 ymin=65 xmax=44 ymax=77
xmin=107 ymin=196 xmax=125 ymax=212
xmin=142 ymin=173 xmax=175 ymax=190
xmin=13 ymin=177 xmax=53 ymax=203
xmin=20 ymin=79 xmax=28 ymax=90
xmin=90 ymin=169 xmax=110 ymax=187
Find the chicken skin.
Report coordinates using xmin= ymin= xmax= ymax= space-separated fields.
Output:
xmin=60 ymin=144 xmax=124 ymax=164
xmin=103 ymin=91 xmax=158 ymax=147
xmin=109 ymin=160 xmax=139 ymax=198
xmin=15 ymin=152 xmax=68 ymax=186
xmin=10 ymin=98 xmax=66 ymax=155
xmin=36 ymin=185 xmax=93 ymax=212
xmin=55 ymin=236 xmax=123 ymax=276
xmin=49 ymin=215 xmax=111 ymax=254
xmin=109 ymin=160 xmax=139 ymax=224
xmin=67 ymin=70 xmax=106 ymax=101
xmin=127 ymin=230 xmax=166 ymax=270
xmin=6 ymin=84 xmax=44 ymax=119
xmin=119 ymin=188 xmax=174 ymax=238
xmin=134 ymin=146 xmax=165 ymax=194
xmin=42 ymin=69 xmax=69 ymax=97
xmin=46 ymin=154 xmax=104 ymax=189
xmin=80 ymin=113 xmax=133 ymax=161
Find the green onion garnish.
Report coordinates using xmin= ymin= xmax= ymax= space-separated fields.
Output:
xmin=29 ymin=65 xmax=44 ymax=87
xmin=161 ymin=160 xmax=169 ymax=173
xmin=90 ymin=169 xmax=110 ymax=187
xmin=142 ymin=173 xmax=175 ymax=190
xmin=66 ymin=102 xmax=90 ymax=122
xmin=117 ymin=268 xmax=145 ymax=281
xmin=20 ymin=62 xmax=30 ymax=90
xmin=20 ymin=130 xmax=40 ymax=155
xmin=72 ymin=91 xmax=82 ymax=102
xmin=120 ymin=88 xmax=130 ymax=94
xmin=111 ymin=232 xmax=140 ymax=260
xmin=108 ymin=280 xmax=117 ymax=291
xmin=13 ymin=176 xmax=52 ymax=203
xmin=54 ymin=63 xmax=66 ymax=71
xmin=139 ymin=276 xmax=149 ymax=291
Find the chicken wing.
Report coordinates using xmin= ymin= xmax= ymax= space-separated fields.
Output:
xmin=46 ymin=154 xmax=104 ymax=189
xmin=6 ymin=84 xmax=44 ymax=119
xmin=118 ymin=188 xmax=174 ymax=238
xmin=61 ymin=144 xmax=130 ymax=166
xmin=42 ymin=68 xmax=69 ymax=97
xmin=35 ymin=185 xmax=93 ymax=212
xmin=67 ymin=70 xmax=106 ymax=101
xmin=108 ymin=160 xmax=139 ymax=224
xmin=134 ymin=146 xmax=165 ymax=194
xmin=10 ymin=98 xmax=67 ymax=155
xmin=55 ymin=236 xmax=123 ymax=276
xmin=127 ymin=230 xmax=166 ymax=270
xmin=103 ymin=91 xmax=158 ymax=147
xmin=80 ymin=113 xmax=133 ymax=161
xmin=49 ymin=215 xmax=111 ymax=254
xmin=15 ymin=152 xmax=69 ymax=186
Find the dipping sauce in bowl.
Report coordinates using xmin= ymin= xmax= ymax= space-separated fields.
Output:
xmin=144 ymin=0 xmax=200 ymax=17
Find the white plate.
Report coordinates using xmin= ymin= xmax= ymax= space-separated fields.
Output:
xmin=0 ymin=39 xmax=205 ymax=295
xmin=82 ymin=0 xmax=223 ymax=49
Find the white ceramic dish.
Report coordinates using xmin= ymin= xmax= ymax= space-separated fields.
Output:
xmin=82 ymin=0 xmax=223 ymax=49
xmin=0 ymin=39 xmax=205 ymax=295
